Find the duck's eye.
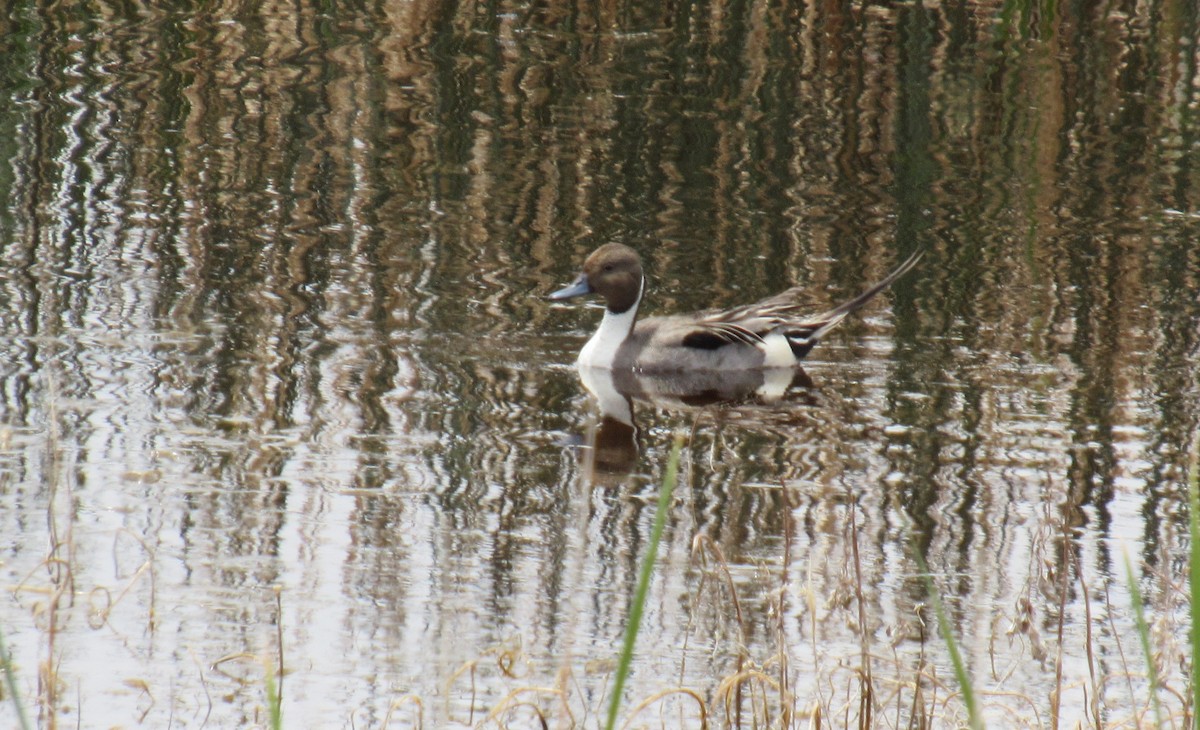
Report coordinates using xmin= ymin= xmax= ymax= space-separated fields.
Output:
xmin=603 ymin=264 xmax=614 ymax=272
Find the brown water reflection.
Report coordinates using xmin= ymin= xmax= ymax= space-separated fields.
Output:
xmin=0 ymin=0 xmax=1198 ymax=727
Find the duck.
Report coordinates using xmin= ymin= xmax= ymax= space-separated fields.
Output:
xmin=548 ymin=243 xmax=921 ymax=372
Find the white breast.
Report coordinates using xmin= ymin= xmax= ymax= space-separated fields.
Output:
xmin=578 ymin=307 xmax=637 ymax=369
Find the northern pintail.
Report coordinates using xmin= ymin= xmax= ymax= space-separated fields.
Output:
xmin=548 ymin=243 xmax=921 ymax=371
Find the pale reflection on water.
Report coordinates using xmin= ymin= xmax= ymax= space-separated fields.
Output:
xmin=0 ymin=0 xmax=1198 ymax=727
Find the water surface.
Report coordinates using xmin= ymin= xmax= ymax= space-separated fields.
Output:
xmin=1 ymin=1 xmax=1199 ymax=727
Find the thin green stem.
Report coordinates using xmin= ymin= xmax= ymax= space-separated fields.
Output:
xmin=1124 ymin=551 xmax=1164 ymax=729
xmin=1188 ymin=430 xmax=1200 ymax=730
xmin=264 ymin=658 xmax=282 ymax=730
xmin=604 ymin=434 xmax=684 ymax=730
xmin=0 ymin=622 xmax=31 ymax=730
xmin=908 ymin=529 xmax=982 ymax=730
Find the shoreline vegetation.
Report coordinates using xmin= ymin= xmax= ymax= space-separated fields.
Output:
xmin=6 ymin=433 xmax=1199 ymax=729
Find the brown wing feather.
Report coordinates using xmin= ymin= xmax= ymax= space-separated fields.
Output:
xmin=680 ymin=322 xmax=765 ymax=350
xmin=677 ymin=249 xmax=924 ymax=355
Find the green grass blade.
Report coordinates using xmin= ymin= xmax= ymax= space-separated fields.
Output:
xmin=264 ymin=656 xmax=282 ymax=730
xmin=604 ymin=433 xmax=684 ymax=730
xmin=1124 ymin=550 xmax=1164 ymax=728
xmin=1189 ymin=430 xmax=1200 ymax=730
xmin=0 ymin=622 xmax=31 ymax=730
xmin=912 ymin=551 xmax=982 ymax=730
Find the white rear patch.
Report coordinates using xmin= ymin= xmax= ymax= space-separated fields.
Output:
xmin=759 ymin=332 xmax=796 ymax=368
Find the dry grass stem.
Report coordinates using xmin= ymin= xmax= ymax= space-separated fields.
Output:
xmin=620 ymin=687 xmax=707 ymax=729
xmin=381 ymin=694 xmax=424 ymax=728
xmin=483 ymin=687 xmax=566 ymax=728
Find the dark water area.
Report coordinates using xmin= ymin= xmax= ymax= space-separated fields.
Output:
xmin=1 ymin=0 xmax=1198 ymax=727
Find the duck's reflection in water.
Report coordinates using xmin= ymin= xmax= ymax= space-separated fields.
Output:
xmin=576 ymin=365 xmax=818 ymax=483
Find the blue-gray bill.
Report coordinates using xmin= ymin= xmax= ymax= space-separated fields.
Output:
xmin=548 ymin=274 xmax=592 ymax=300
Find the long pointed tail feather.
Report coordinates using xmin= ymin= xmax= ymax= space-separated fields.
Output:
xmin=784 ymin=248 xmax=923 ymax=357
